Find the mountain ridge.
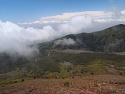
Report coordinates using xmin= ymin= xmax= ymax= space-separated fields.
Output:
xmin=39 ymin=24 xmax=125 ymax=52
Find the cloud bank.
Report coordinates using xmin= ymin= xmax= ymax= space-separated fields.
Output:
xmin=0 ymin=10 xmax=125 ymax=56
xmin=20 ymin=10 xmax=125 ymax=25
xmin=0 ymin=21 xmax=59 ymax=57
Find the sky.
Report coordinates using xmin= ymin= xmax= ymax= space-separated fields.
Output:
xmin=0 ymin=0 xmax=125 ymax=22
xmin=0 ymin=0 xmax=125 ymax=56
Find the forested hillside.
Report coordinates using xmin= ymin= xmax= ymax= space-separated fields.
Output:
xmin=39 ymin=24 xmax=125 ymax=52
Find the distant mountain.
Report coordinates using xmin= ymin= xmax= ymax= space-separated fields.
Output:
xmin=39 ymin=24 xmax=125 ymax=52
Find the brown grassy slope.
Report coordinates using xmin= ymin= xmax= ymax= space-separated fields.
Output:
xmin=0 ymin=75 xmax=125 ymax=94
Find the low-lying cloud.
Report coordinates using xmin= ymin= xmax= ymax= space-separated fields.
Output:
xmin=0 ymin=10 xmax=125 ymax=56
xmin=0 ymin=21 xmax=58 ymax=57
xmin=54 ymin=38 xmax=76 ymax=46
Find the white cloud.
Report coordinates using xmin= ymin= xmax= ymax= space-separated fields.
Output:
xmin=0 ymin=21 xmax=58 ymax=57
xmin=121 ymin=10 xmax=125 ymax=14
xmin=19 ymin=10 xmax=125 ymax=29
xmin=0 ymin=15 xmax=93 ymax=56
xmin=0 ymin=10 xmax=125 ymax=56
xmin=20 ymin=11 xmax=106 ymax=25
xmin=57 ymin=15 xmax=94 ymax=34
xmin=54 ymin=38 xmax=75 ymax=46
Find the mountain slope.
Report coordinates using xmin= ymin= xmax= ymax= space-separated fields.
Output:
xmin=0 ymin=53 xmax=29 ymax=74
xmin=39 ymin=24 xmax=125 ymax=52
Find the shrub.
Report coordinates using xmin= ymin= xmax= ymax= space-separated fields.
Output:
xmin=14 ymin=81 xmax=17 ymax=83
xmin=21 ymin=79 xmax=24 ymax=82
xmin=63 ymin=81 xmax=70 ymax=87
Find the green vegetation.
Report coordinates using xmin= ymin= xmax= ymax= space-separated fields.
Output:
xmin=1 ymin=51 xmax=125 ymax=82
xmin=63 ymin=81 xmax=70 ymax=87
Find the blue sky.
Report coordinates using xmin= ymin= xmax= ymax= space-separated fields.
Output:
xmin=0 ymin=0 xmax=125 ymax=22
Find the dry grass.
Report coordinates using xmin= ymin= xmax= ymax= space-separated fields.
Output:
xmin=0 ymin=75 xmax=125 ymax=94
